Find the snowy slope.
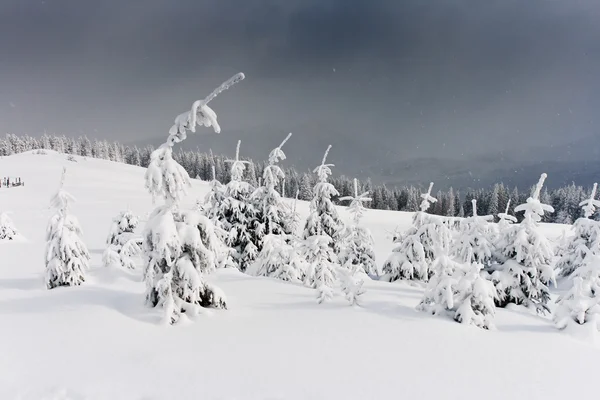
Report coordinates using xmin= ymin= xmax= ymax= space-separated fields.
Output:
xmin=0 ymin=151 xmax=596 ymax=400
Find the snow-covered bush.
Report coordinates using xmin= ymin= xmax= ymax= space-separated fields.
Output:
xmin=556 ymin=183 xmax=600 ymax=277
xmin=417 ymin=251 xmax=497 ymax=329
xmin=214 ymin=140 xmax=259 ymax=271
xmin=102 ymin=210 xmax=142 ymax=269
xmin=492 ymin=173 xmax=556 ymax=313
xmin=303 ymin=145 xmax=345 ymax=256
xmin=45 ymin=168 xmax=90 ymax=289
xmin=252 ymin=133 xmax=294 ymax=247
xmin=455 ymin=199 xmax=497 ymax=268
xmin=248 ymin=234 xmax=304 ymax=282
xmin=142 ymin=73 xmax=244 ymax=324
xmin=381 ymin=183 xmax=452 ymax=282
xmin=0 ymin=212 xmax=18 ymax=240
xmin=338 ymin=178 xmax=376 ymax=276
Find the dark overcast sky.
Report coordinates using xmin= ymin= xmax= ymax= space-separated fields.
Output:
xmin=1 ymin=0 xmax=599 ymax=162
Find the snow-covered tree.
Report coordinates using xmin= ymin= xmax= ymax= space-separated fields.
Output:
xmin=214 ymin=140 xmax=259 ymax=272
xmin=142 ymin=73 xmax=244 ymax=324
xmin=0 ymin=212 xmax=18 ymax=240
xmin=417 ymin=250 xmax=497 ymax=329
xmin=303 ymin=145 xmax=345 ymax=256
xmin=252 ymin=133 xmax=294 ymax=246
xmin=302 ymin=234 xmax=338 ymax=303
xmin=381 ymin=183 xmax=451 ymax=282
xmin=456 ymin=199 xmax=497 ymax=268
xmin=248 ymin=234 xmax=304 ymax=282
xmin=338 ymin=178 xmax=376 ymax=276
xmin=45 ymin=168 xmax=90 ymax=289
xmin=492 ymin=173 xmax=556 ymax=313
xmin=554 ymin=249 xmax=600 ymax=333
xmin=556 ymin=183 xmax=600 ymax=277
xmin=102 ymin=210 xmax=142 ymax=269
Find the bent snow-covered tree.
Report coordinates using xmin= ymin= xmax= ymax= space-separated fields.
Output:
xmin=556 ymin=183 xmax=600 ymax=277
xmin=102 ymin=210 xmax=142 ymax=269
xmin=0 ymin=212 xmax=18 ymax=240
xmin=45 ymin=168 xmax=90 ymax=289
xmin=303 ymin=145 xmax=345 ymax=255
xmin=492 ymin=173 xmax=556 ymax=313
xmin=142 ymin=73 xmax=244 ymax=324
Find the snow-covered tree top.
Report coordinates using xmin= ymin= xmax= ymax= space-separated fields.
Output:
xmin=168 ymin=73 xmax=245 ymax=145
xmin=268 ymin=132 xmax=292 ymax=166
xmin=313 ymin=145 xmax=334 ymax=183
xmin=469 ymin=199 xmax=494 ymax=221
xmin=420 ymin=182 xmax=437 ymax=212
xmin=340 ymin=178 xmax=372 ymax=224
xmin=580 ymin=182 xmax=600 ymax=218
xmin=226 ymin=140 xmax=251 ymax=182
xmin=498 ymin=199 xmax=517 ymax=224
xmin=514 ymin=173 xmax=554 ymax=223
xmin=50 ymin=167 xmax=76 ymax=214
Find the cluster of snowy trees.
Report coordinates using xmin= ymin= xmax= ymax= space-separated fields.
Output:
xmin=1 ymin=133 xmax=597 ymax=224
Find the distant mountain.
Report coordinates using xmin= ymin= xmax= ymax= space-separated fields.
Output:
xmin=129 ymin=129 xmax=599 ymax=191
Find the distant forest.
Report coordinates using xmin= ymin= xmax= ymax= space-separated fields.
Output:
xmin=1 ymin=133 xmax=596 ymax=224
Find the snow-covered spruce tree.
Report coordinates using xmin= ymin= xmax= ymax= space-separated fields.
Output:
xmin=381 ymin=182 xmax=451 ymax=282
xmin=492 ymin=173 xmax=556 ymax=313
xmin=556 ymin=183 xmax=600 ymax=277
xmin=456 ymin=199 xmax=497 ymax=268
xmin=303 ymin=145 xmax=345 ymax=254
xmin=252 ymin=132 xmax=294 ymax=245
xmin=248 ymin=233 xmax=304 ymax=282
xmin=143 ymin=73 xmax=244 ymax=324
xmin=214 ymin=140 xmax=259 ymax=272
xmin=553 ymin=249 xmax=600 ymax=332
xmin=45 ymin=168 xmax=90 ymax=289
xmin=302 ymin=234 xmax=338 ymax=303
xmin=0 ymin=212 xmax=18 ymax=240
xmin=417 ymin=249 xmax=498 ymax=329
xmin=102 ymin=210 xmax=142 ymax=269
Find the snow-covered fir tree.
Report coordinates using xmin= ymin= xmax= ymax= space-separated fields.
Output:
xmin=456 ymin=199 xmax=497 ymax=268
xmin=252 ymin=133 xmax=294 ymax=245
xmin=45 ymin=168 xmax=90 ymax=289
xmin=215 ymin=140 xmax=259 ymax=272
xmin=142 ymin=73 xmax=244 ymax=324
xmin=338 ymin=178 xmax=376 ymax=276
xmin=0 ymin=212 xmax=18 ymax=240
xmin=381 ymin=182 xmax=451 ymax=282
xmin=248 ymin=233 xmax=304 ymax=282
xmin=553 ymin=249 xmax=600 ymax=333
xmin=557 ymin=183 xmax=600 ymax=277
xmin=492 ymin=173 xmax=556 ymax=313
xmin=303 ymin=145 xmax=345 ymax=255
xmin=417 ymin=249 xmax=497 ymax=329
xmin=102 ymin=210 xmax=142 ymax=269
xmin=302 ymin=234 xmax=338 ymax=303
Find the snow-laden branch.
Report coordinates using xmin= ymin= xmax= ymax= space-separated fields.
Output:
xmin=580 ymin=182 xmax=600 ymax=218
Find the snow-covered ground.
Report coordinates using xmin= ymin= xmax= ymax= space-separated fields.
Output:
xmin=0 ymin=151 xmax=596 ymax=400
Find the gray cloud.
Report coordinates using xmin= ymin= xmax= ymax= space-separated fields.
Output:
xmin=1 ymin=0 xmax=599 ymax=179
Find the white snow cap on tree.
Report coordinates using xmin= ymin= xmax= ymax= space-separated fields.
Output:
xmin=456 ymin=199 xmax=496 ymax=267
xmin=580 ymin=183 xmax=600 ymax=219
xmin=226 ymin=140 xmax=251 ymax=182
xmin=302 ymin=234 xmax=338 ymax=304
xmin=45 ymin=168 xmax=90 ymax=289
xmin=339 ymin=178 xmax=372 ymax=225
xmin=420 ymin=182 xmax=437 ymax=212
xmin=142 ymin=73 xmax=243 ymax=324
xmin=0 ymin=212 xmax=18 ymax=240
xmin=514 ymin=173 xmax=554 ymax=223
xmin=497 ymin=199 xmax=517 ymax=228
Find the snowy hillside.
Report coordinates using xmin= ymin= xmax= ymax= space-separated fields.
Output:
xmin=0 ymin=151 xmax=597 ymax=400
